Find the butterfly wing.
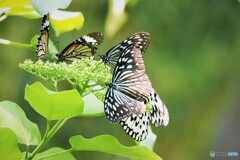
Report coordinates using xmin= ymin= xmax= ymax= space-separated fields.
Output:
xmin=104 ymin=88 xmax=146 ymax=123
xmin=101 ymin=32 xmax=150 ymax=67
xmin=119 ymin=89 xmax=169 ymax=141
xmin=113 ymin=44 xmax=152 ymax=101
xmin=57 ymin=32 xmax=103 ymax=62
xmin=147 ymin=89 xmax=169 ymax=127
xmin=119 ymin=112 xmax=149 ymax=141
xmin=36 ymin=13 xmax=49 ymax=60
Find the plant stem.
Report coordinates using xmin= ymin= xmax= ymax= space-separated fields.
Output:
xmin=46 ymin=119 xmax=68 ymax=141
xmin=27 ymin=121 xmax=51 ymax=160
xmin=27 ymin=119 xmax=68 ymax=160
xmin=34 ymin=148 xmax=73 ymax=160
xmin=0 ymin=38 xmax=34 ymax=50
xmin=79 ymin=80 xmax=89 ymax=96
xmin=47 ymin=79 xmax=58 ymax=91
xmin=25 ymin=145 xmax=29 ymax=160
xmin=65 ymin=78 xmax=77 ymax=89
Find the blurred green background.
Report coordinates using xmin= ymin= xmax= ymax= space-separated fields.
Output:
xmin=1 ymin=0 xmax=240 ymax=159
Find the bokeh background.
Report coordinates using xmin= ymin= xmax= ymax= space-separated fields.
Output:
xmin=1 ymin=0 xmax=240 ymax=159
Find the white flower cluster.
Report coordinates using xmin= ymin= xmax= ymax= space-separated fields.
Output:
xmin=19 ymin=59 xmax=112 ymax=99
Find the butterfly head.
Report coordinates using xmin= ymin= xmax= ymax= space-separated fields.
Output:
xmin=105 ymin=82 xmax=114 ymax=88
xmin=99 ymin=54 xmax=108 ymax=64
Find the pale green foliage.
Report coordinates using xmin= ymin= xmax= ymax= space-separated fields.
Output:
xmin=25 ymin=82 xmax=84 ymax=120
xmin=19 ymin=59 xmax=111 ymax=100
xmin=0 ymin=128 xmax=23 ymax=160
xmin=0 ymin=101 xmax=41 ymax=145
xmin=69 ymin=135 xmax=161 ymax=160
xmin=19 ymin=59 xmax=111 ymax=85
xmin=81 ymin=93 xmax=104 ymax=116
xmin=50 ymin=10 xmax=84 ymax=37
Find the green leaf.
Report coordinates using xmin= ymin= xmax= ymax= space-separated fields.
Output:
xmin=30 ymin=35 xmax=39 ymax=48
xmin=0 ymin=128 xmax=23 ymax=160
xmin=30 ymin=0 xmax=71 ymax=15
xmin=81 ymin=93 xmax=104 ymax=117
xmin=69 ymin=135 xmax=162 ymax=160
xmin=0 ymin=101 xmax=41 ymax=145
xmin=33 ymin=147 xmax=75 ymax=160
xmin=50 ymin=10 xmax=84 ymax=36
xmin=0 ymin=0 xmax=39 ymax=19
xmin=0 ymin=0 xmax=31 ymax=8
xmin=25 ymin=82 xmax=84 ymax=120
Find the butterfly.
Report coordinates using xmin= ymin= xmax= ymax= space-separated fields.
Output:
xmin=36 ymin=14 xmax=103 ymax=62
xmin=36 ymin=13 xmax=49 ymax=60
xmin=100 ymin=32 xmax=150 ymax=68
xmin=56 ymin=32 xmax=104 ymax=62
xmin=120 ymin=89 xmax=169 ymax=141
xmin=104 ymin=43 xmax=152 ymax=123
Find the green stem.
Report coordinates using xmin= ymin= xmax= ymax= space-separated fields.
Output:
xmin=25 ymin=145 xmax=29 ymax=160
xmin=0 ymin=38 xmax=34 ymax=50
xmin=79 ymin=80 xmax=89 ymax=96
xmin=47 ymin=119 xmax=68 ymax=140
xmin=35 ymin=148 xmax=73 ymax=160
xmin=28 ymin=119 xmax=68 ymax=160
xmin=65 ymin=78 xmax=77 ymax=89
xmin=43 ymin=121 xmax=51 ymax=139
xmin=27 ymin=121 xmax=51 ymax=160
xmin=47 ymin=79 xmax=58 ymax=91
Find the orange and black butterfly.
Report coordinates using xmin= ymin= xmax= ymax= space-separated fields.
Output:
xmin=56 ymin=32 xmax=104 ymax=62
xmin=35 ymin=13 xmax=49 ymax=60
xmin=36 ymin=14 xmax=104 ymax=62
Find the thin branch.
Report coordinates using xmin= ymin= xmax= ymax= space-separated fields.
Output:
xmin=0 ymin=38 xmax=34 ymax=50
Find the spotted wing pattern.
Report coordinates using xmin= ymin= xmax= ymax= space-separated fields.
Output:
xmin=104 ymin=44 xmax=152 ymax=123
xmin=147 ymin=89 xmax=169 ymax=127
xmin=104 ymin=89 xmax=145 ymax=123
xmin=100 ymin=32 xmax=150 ymax=68
xmin=120 ymin=112 xmax=149 ymax=141
xmin=57 ymin=32 xmax=104 ymax=62
xmin=36 ymin=13 xmax=49 ymax=60
xmin=119 ymin=89 xmax=169 ymax=141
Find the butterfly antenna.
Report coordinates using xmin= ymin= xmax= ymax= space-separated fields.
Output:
xmin=90 ymin=54 xmax=106 ymax=71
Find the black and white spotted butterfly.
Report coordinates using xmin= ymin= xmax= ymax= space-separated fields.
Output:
xmin=35 ymin=14 xmax=103 ymax=62
xmin=104 ymin=44 xmax=152 ymax=123
xmin=120 ymin=89 xmax=169 ymax=141
xmin=100 ymin=32 xmax=150 ymax=68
